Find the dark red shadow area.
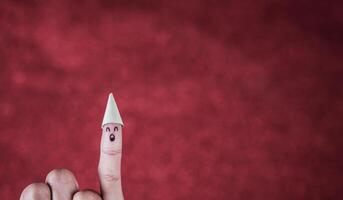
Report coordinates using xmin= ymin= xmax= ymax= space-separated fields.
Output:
xmin=0 ymin=0 xmax=342 ymax=199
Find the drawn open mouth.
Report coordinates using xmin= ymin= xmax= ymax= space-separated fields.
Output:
xmin=110 ymin=133 xmax=115 ymax=142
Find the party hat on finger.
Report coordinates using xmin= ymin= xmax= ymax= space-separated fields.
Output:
xmin=102 ymin=93 xmax=124 ymax=127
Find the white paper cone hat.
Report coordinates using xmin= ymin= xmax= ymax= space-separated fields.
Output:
xmin=102 ymin=93 xmax=124 ymax=127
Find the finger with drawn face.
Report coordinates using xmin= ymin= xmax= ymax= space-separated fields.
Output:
xmin=98 ymin=93 xmax=124 ymax=200
xmin=99 ymin=123 xmax=123 ymax=200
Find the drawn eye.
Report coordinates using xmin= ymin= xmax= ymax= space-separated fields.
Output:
xmin=106 ymin=127 xmax=110 ymax=132
xmin=114 ymin=127 xmax=118 ymax=132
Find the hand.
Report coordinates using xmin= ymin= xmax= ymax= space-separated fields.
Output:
xmin=19 ymin=124 xmax=124 ymax=200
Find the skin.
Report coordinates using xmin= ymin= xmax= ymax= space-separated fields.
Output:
xmin=20 ymin=123 xmax=123 ymax=200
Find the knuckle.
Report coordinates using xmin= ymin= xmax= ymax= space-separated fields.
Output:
xmin=46 ymin=168 xmax=78 ymax=186
xmin=20 ymin=183 xmax=50 ymax=200
xmin=101 ymin=148 xmax=122 ymax=156
xmin=73 ymin=190 xmax=101 ymax=200
xmin=99 ymin=173 xmax=121 ymax=183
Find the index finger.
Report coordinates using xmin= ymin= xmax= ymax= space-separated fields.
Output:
xmin=98 ymin=93 xmax=124 ymax=200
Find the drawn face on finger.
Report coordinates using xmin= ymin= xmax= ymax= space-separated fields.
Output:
xmin=102 ymin=123 xmax=122 ymax=149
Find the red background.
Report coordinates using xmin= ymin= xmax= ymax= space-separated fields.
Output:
xmin=0 ymin=0 xmax=342 ymax=199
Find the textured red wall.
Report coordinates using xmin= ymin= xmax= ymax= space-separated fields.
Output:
xmin=0 ymin=0 xmax=342 ymax=199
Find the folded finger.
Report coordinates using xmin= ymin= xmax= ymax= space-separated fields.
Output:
xmin=45 ymin=169 xmax=79 ymax=200
xmin=20 ymin=183 xmax=51 ymax=200
xmin=73 ymin=190 xmax=101 ymax=200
